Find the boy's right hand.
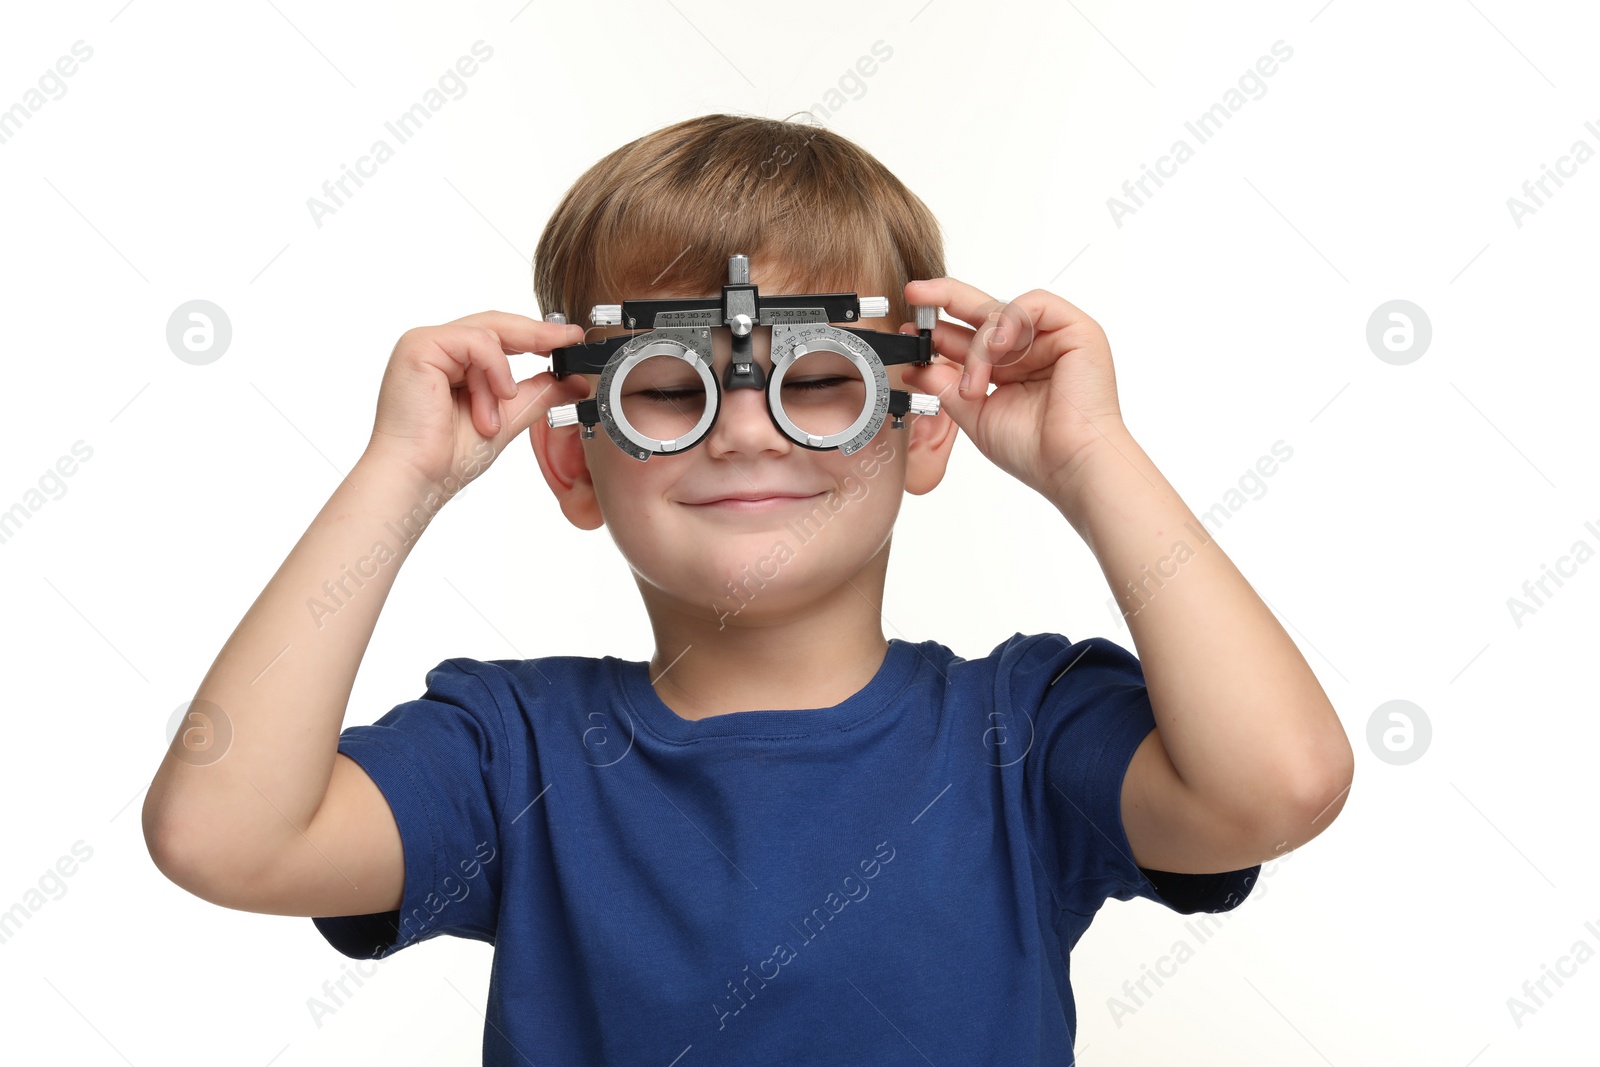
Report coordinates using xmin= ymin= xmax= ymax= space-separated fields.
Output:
xmin=363 ymin=311 xmax=590 ymax=489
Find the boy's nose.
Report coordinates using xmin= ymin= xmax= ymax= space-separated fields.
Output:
xmin=704 ymin=368 xmax=788 ymax=455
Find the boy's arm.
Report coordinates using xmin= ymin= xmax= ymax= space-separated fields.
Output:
xmin=898 ymin=274 xmax=1352 ymax=879
xmin=144 ymin=311 xmax=581 ymax=917
xmin=142 ymin=452 xmax=434 ymax=916
xmin=1052 ymin=426 xmax=1355 ymax=874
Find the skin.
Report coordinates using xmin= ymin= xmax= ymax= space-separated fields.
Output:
xmin=528 ymin=267 xmax=960 ymax=721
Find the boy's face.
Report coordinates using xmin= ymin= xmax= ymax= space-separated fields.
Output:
xmin=530 ymin=269 xmax=959 ymax=625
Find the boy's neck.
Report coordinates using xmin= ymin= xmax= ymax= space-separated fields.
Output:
xmin=643 ymin=604 xmax=892 ymax=721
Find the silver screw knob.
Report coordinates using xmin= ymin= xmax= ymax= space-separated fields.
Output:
xmin=730 ymin=313 xmax=753 ymax=337
xmin=914 ymin=305 xmax=937 ymax=331
xmin=544 ymin=312 xmax=567 ymax=325
xmin=548 ymin=404 xmax=579 ymax=428
xmin=908 ymin=393 xmax=941 ymax=416
xmin=591 ymin=304 xmax=622 ymax=326
xmin=859 ymin=296 xmax=889 ymax=319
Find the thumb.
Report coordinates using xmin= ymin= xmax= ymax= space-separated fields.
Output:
xmin=502 ymin=370 xmax=589 ymax=442
xmin=900 ymin=349 xmax=983 ymax=439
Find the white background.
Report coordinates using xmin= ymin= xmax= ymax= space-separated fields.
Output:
xmin=2 ymin=0 xmax=1596 ymax=1063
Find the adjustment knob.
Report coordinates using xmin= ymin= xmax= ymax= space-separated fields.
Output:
xmin=548 ymin=404 xmax=580 ymax=428
xmin=544 ymin=312 xmax=568 ymax=325
xmin=908 ymin=393 xmax=941 ymax=416
xmin=859 ymin=296 xmax=889 ymax=320
xmin=590 ymin=304 xmax=622 ymax=326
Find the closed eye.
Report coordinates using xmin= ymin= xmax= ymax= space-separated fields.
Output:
xmin=783 ymin=377 xmax=854 ymax=391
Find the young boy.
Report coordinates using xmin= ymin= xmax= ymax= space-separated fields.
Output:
xmin=143 ymin=113 xmax=1354 ymax=1064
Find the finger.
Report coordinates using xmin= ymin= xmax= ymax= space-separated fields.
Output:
xmin=900 ymin=316 xmax=1030 ymax=391
xmin=908 ymin=279 xmax=1084 ymax=371
xmin=465 ymin=327 xmax=505 ymax=437
xmin=448 ymin=310 xmax=586 ymax=357
xmin=503 ymin=370 xmax=589 ymax=441
xmin=899 ymin=320 xmax=982 ymax=364
xmin=407 ymin=324 xmax=509 ymax=391
xmin=910 ymin=318 xmax=980 ymax=364
xmin=429 ymin=313 xmax=585 ymax=409
xmin=898 ymin=348 xmax=984 ymax=438
xmin=471 ymin=325 xmax=521 ymax=403
xmin=905 ymin=278 xmax=1024 ymax=385
xmin=963 ymin=309 xmax=1001 ymax=399
xmin=904 ymin=277 xmax=1002 ymax=332
xmin=1007 ymin=287 xmax=1095 ymax=334
xmin=907 ymin=278 xmax=1084 ymax=335
xmin=466 ymin=360 xmax=498 ymax=436
xmin=987 ymin=288 xmax=1086 ymax=368
xmin=902 ymin=278 xmax=1024 ymax=361
xmin=408 ymin=322 xmax=578 ymax=437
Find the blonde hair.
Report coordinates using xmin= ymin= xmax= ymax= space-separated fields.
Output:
xmin=532 ymin=113 xmax=945 ymax=336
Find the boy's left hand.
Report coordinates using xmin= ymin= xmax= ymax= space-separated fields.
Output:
xmin=898 ymin=277 xmax=1128 ymax=502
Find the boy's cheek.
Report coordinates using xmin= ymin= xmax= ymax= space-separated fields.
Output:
xmin=850 ymin=436 xmax=897 ymax=481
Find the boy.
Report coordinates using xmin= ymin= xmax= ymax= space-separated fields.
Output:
xmin=143 ymin=113 xmax=1354 ymax=1064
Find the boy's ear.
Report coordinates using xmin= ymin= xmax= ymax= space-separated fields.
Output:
xmin=529 ymin=410 xmax=605 ymax=531
xmin=902 ymin=406 xmax=960 ymax=496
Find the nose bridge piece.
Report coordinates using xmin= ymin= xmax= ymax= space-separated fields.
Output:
xmin=722 ymin=352 xmax=766 ymax=392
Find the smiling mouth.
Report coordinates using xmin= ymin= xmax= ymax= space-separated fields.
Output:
xmin=685 ymin=493 xmax=825 ymax=510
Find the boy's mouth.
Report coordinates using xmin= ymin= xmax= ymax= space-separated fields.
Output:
xmin=683 ymin=490 xmax=826 ymax=510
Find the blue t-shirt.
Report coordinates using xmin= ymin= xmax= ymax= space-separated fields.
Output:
xmin=312 ymin=632 xmax=1259 ymax=1065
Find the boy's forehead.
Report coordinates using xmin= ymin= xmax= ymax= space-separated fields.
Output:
xmin=616 ymin=253 xmax=894 ymax=302
xmin=631 ymin=274 xmax=878 ymax=302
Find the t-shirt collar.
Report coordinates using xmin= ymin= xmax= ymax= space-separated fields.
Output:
xmin=612 ymin=638 xmax=919 ymax=742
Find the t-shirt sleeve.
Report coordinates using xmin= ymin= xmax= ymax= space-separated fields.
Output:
xmin=1010 ymin=633 xmax=1260 ymax=919
xmin=310 ymin=658 xmax=509 ymax=960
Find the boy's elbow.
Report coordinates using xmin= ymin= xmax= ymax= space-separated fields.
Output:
xmin=1275 ymin=743 xmax=1355 ymax=850
xmin=143 ymin=794 xmax=256 ymax=908
xmin=143 ymin=795 xmax=212 ymax=902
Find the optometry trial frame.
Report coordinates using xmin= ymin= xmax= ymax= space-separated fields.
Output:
xmin=544 ymin=253 xmax=943 ymax=461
